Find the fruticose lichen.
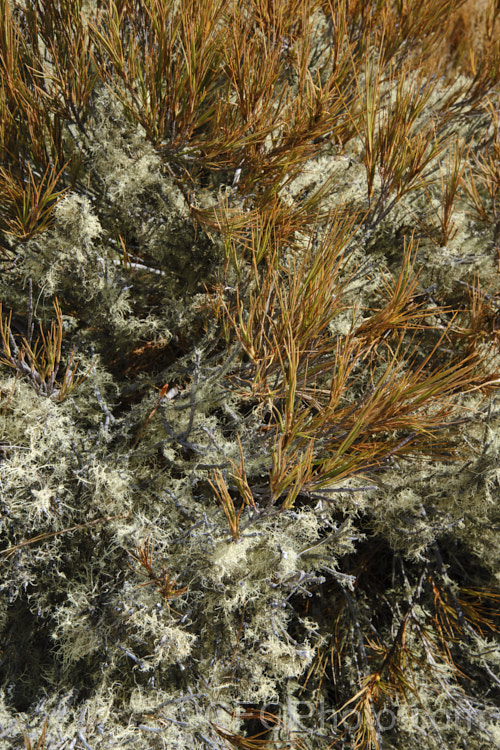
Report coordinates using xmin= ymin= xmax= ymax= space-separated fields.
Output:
xmin=1 ymin=2 xmax=500 ymax=749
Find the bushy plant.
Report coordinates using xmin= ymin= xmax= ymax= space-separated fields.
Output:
xmin=1 ymin=1 xmax=499 ymax=749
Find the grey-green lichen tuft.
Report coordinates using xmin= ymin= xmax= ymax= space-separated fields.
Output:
xmin=1 ymin=2 xmax=500 ymax=749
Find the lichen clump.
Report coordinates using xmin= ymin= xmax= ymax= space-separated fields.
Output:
xmin=1 ymin=1 xmax=500 ymax=749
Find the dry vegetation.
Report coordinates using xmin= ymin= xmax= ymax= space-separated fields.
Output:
xmin=1 ymin=1 xmax=500 ymax=749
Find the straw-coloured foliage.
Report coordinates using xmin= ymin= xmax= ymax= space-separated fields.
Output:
xmin=0 ymin=1 xmax=499 ymax=749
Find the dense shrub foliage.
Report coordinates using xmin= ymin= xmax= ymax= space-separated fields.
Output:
xmin=1 ymin=1 xmax=499 ymax=748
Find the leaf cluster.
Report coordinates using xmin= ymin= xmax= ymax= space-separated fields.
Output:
xmin=0 ymin=2 xmax=500 ymax=750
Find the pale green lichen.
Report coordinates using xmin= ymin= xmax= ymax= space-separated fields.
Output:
xmin=1 ymin=3 xmax=499 ymax=749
